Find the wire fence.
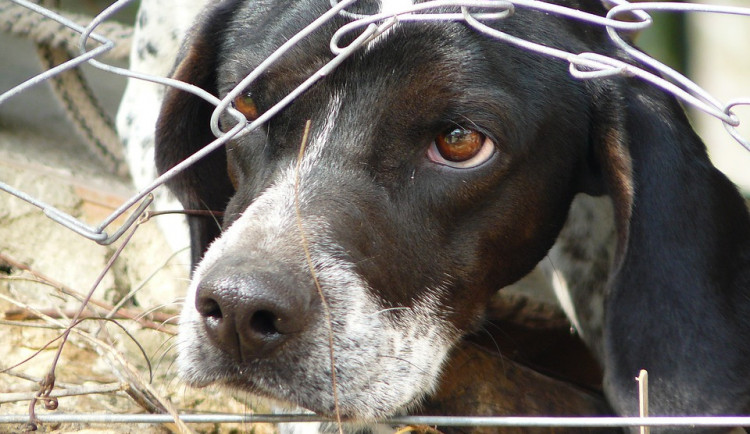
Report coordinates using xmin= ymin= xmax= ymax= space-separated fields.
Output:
xmin=2 ymin=0 xmax=750 ymax=247
xmin=3 ymin=413 xmax=750 ymax=429
xmin=1 ymin=0 xmax=750 ymax=432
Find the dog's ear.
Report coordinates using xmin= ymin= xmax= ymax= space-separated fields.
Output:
xmin=589 ymin=79 xmax=750 ymax=416
xmin=155 ymin=0 xmax=241 ymax=267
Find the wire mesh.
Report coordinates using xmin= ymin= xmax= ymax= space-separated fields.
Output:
xmin=2 ymin=0 xmax=750 ymax=246
xmin=1 ymin=413 xmax=750 ymax=428
xmin=1 ymin=0 xmax=750 ymax=432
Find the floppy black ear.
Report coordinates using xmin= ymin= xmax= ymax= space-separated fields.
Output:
xmin=155 ymin=0 xmax=241 ymax=267
xmin=593 ymin=79 xmax=750 ymax=418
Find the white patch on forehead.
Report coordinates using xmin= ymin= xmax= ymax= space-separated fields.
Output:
xmin=379 ymin=0 xmax=414 ymax=15
xmin=364 ymin=0 xmax=415 ymax=51
xmin=309 ymin=92 xmax=342 ymax=157
xmin=191 ymin=92 xmax=343 ymax=278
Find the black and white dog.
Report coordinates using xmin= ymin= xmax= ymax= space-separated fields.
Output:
xmin=153 ymin=0 xmax=750 ymax=431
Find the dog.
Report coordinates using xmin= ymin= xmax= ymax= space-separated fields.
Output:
xmin=154 ymin=0 xmax=750 ymax=432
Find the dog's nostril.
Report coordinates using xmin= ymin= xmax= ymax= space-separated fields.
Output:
xmin=249 ymin=310 xmax=280 ymax=335
xmin=196 ymin=297 xmax=223 ymax=320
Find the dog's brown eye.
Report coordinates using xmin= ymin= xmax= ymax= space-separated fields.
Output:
xmin=233 ymin=93 xmax=259 ymax=121
xmin=435 ymin=128 xmax=484 ymax=162
xmin=428 ymin=127 xmax=495 ymax=169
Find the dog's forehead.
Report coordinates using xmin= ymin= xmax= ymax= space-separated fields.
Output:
xmin=220 ymin=2 xmax=485 ymax=111
xmin=218 ymin=0 xmax=599 ymax=168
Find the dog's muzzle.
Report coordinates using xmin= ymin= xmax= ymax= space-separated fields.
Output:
xmin=177 ymin=169 xmax=459 ymax=420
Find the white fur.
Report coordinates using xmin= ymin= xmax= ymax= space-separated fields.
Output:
xmin=379 ymin=0 xmax=414 ymax=15
xmin=365 ymin=0 xmax=415 ymax=50
xmin=545 ymin=259 xmax=583 ymax=336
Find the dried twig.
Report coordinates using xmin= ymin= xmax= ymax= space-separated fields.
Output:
xmin=1 ymin=290 xmax=191 ymax=432
xmin=0 ymin=382 xmax=125 ymax=404
xmin=0 ymin=219 xmax=190 ymax=432
xmin=4 ymin=307 xmax=176 ymax=334
xmin=0 ymin=295 xmax=151 ymax=384
xmin=23 ymin=223 xmax=141 ymax=430
xmin=0 ymin=256 xmax=178 ymax=332
xmin=293 ymin=120 xmax=344 ymax=434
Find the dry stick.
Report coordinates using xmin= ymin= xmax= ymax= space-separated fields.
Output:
xmin=0 ymin=295 xmax=153 ymax=387
xmin=4 ymin=222 xmax=191 ymax=432
xmin=24 ymin=223 xmax=141 ymax=430
xmin=24 ymin=218 xmax=165 ymax=429
xmin=0 ymin=302 xmax=68 ymax=374
xmin=0 ymin=295 xmax=141 ymax=378
xmin=0 ymin=319 xmax=63 ymax=329
xmin=0 ymin=383 xmax=125 ymax=405
xmin=0 ymin=256 xmax=177 ymax=331
xmin=0 ymin=276 xmax=190 ymax=433
xmin=2 ymin=369 xmax=79 ymax=389
xmin=0 ymin=296 xmax=158 ymax=417
xmin=4 ymin=307 xmax=176 ymax=334
xmin=293 ymin=120 xmax=344 ymax=434
xmin=39 ymin=302 xmax=190 ymax=432
xmin=145 ymin=209 xmax=224 ymax=219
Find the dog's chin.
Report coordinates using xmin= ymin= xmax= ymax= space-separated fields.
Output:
xmin=176 ymin=333 xmax=439 ymax=422
xmin=177 ymin=363 xmax=425 ymax=422
xmin=225 ymin=380 xmax=422 ymax=422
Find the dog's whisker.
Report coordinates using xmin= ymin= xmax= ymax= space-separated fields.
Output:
xmin=474 ymin=325 xmax=510 ymax=375
xmin=476 ymin=325 xmax=503 ymax=356
xmin=152 ymin=338 xmax=180 ymax=372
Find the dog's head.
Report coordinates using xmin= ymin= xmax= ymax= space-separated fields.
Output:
xmin=155 ymin=0 xmax=743 ymax=421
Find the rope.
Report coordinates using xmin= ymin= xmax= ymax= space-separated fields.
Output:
xmin=0 ymin=1 xmax=132 ymax=61
xmin=1 ymin=1 xmax=133 ymax=179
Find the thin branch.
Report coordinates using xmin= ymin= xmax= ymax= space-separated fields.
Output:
xmin=293 ymin=120 xmax=344 ymax=434
xmin=0 ymin=383 xmax=125 ymax=404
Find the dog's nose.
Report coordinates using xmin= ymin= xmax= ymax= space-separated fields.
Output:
xmin=195 ymin=263 xmax=312 ymax=360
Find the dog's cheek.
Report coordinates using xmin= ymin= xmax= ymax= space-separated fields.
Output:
xmin=325 ymin=284 xmax=459 ymax=418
